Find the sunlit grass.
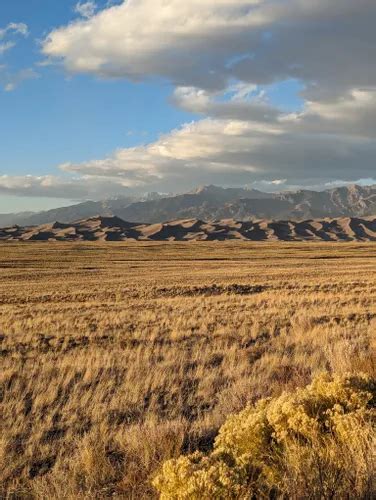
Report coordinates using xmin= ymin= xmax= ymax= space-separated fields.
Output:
xmin=0 ymin=242 xmax=375 ymax=498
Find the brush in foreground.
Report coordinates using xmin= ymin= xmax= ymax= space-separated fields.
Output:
xmin=154 ymin=373 xmax=376 ymax=499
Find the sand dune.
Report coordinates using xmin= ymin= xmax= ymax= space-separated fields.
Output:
xmin=1 ymin=215 xmax=376 ymax=242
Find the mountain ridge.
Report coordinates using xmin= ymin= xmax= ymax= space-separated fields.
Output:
xmin=1 ymin=184 xmax=375 ymax=226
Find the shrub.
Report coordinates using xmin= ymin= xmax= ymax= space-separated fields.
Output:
xmin=153 ymin=373 xmax=376 ymax=499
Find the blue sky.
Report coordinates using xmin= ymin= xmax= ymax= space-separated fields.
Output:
xmin=0 ymin=1 xmax=375 ymax=213
xmin=0 ymin=1 xmax=194 ymax=211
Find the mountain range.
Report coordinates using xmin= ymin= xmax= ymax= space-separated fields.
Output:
xmin=1 ymin=184 xmax=376 ymax=227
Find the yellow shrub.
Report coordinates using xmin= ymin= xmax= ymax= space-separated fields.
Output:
xmin=154 ymin=374 xmax=376 ymax=499
xmin=153 ymin=452 xmax=250 ymax=500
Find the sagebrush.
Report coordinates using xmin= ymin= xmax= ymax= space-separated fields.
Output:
xmin=154 ymin=373 xmax=376 ymax=499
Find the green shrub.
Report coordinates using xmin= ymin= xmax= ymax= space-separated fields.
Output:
xmin=153 ymin=374 xmax=376 ymax=499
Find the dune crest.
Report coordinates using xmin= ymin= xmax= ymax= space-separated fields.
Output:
xmin=1 ymin=215 xmax=376 ymax=242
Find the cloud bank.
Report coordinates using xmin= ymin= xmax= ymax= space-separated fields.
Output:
xmin=7 ymin=0 xmax=376 ymax=199
xmin=0 ymin=175 xmax=133 ymax=200
xmin=61 ymin=89 xmax=376 ymax=191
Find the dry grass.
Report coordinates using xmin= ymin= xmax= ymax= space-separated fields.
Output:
xmin=0 ymin=242 xmax=375 ymax=498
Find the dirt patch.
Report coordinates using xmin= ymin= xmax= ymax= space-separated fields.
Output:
xmin=156 ymin=283 xmax=266 ymax=297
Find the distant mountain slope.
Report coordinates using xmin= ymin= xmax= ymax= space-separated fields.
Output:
xmin=1 ymin=184 xmax=375 ymax=226
xmin=0 ymin=211 xmax=35 ymax=227
xmin=0 ymin=192 xmax=164 ymax=227
xmin=1 ymin=215 xmax=375 ymax=242
xmin=116 ymin=185 xmax=273 ymax=222
xmin=119 ymin=184 xmax=376 ymax=222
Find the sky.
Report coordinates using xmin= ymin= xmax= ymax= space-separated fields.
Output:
xmin=0 ymin=0 xmax=375 ymax=213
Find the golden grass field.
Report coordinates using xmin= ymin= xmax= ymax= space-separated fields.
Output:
xmin=1 ymin=242 xmax=375 ymax=498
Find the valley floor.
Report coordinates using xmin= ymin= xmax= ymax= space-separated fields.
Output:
xmin=0 ymin=242 xmax=375 ymax=498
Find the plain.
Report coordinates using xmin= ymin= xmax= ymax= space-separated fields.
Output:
xmin=0 ymin=242 xmax=375 ymax=498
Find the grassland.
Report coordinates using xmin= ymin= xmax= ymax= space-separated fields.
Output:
xmin=0 ymin=242 xmax=375 ymax=498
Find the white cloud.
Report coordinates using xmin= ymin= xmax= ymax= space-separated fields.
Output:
xmin=0 ymin=67 xmax=39 ymax=92
xmin=172 ymin=85 xmax=282 ymax=122
xmin=4 ymin=86 xmax=375 ymax=197
xmin=229 ymin=82 xmax=258 ymax=102
xmin=41 ymin=0 xmax=281 ymax=89
xmin=0 ymin=175 xmax=133 ymax=200
xmin=0 ymin=22 xmax=28 ymax=56
xmin=0 ymin=22 xmax=34 ymax=91
xmin=42 ymin=0 xmax=376 ymax=98
xmin=0 ymin=42 xmax=15 ymax=55
xmin=60 ymin=91 xmax=376 ymax=191
xmin=0 ymin=22 xmax=28 ymax=40
xmin=270 ymin=179 xmax=287 ymax=186
xmin=74 ymin=2 xmax=97 ymax=19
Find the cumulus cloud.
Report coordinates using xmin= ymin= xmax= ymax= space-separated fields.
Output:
xmin=172 ymin=85 xmax=283 ymax=122
xmin=43 ymin=0 xmax=264 ymax=89
xmin=42 ymin=0 xmax=376 ymax=98
xmin=54 ymin=86 xmax=376 ymax=191
xmin=3 ymin=92 xmax=376 ymax=196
